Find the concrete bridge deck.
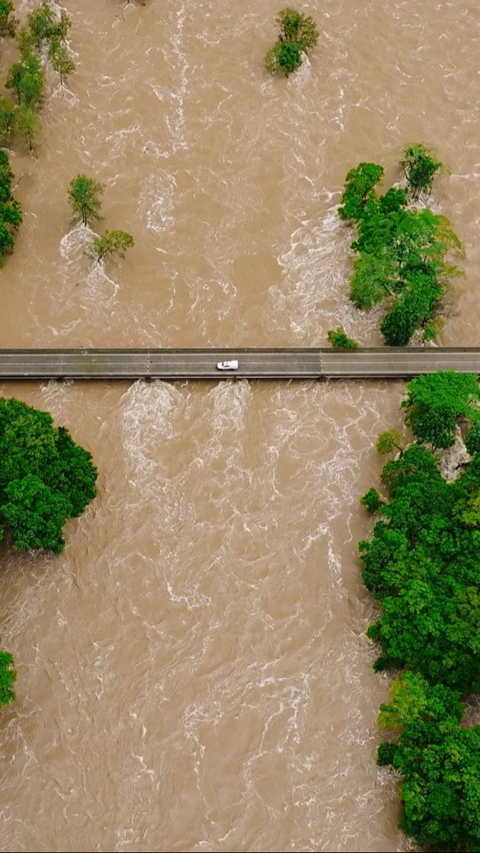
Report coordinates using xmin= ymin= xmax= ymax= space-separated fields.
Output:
xmin=0 ymin=348 xmax=479 ymax=380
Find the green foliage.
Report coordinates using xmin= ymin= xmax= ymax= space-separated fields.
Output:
xmin=0 ymin=398 xmax=97 ymax=553
xmin=377 ymin=674 xmax=480 ymax=852
xmin=338 ymin=151 xmax=461 ymax=345
xmin=90 ymin=229 xmax=135 ymax=262
xmin=265 ymin=40 xmax=303 ymax=76
xmin=465 ymin=419 xmax=480 ymax=457
xmin=400 ymin=143 xmax=444 ymax=200
xmin=2 ymin=474 xmax=72 ymax=553
xmin=6 ymin=54 xmax=45 ymax=108
xmin=360 ymin=488 xmax=383 ymax=513
xmin=326 ymin=327 xmax=359 ymax=349
xmin=0 ymin=651 xmax=16 ymax=706
xmin=402 ymin=371 xmax=480 ymax=449
xmin=0 ymin=150 xmax=22 ymax=264
xmin=26 ymin=3 xmax=71 ymax=49
xmin=68 ymin=174 xmax=105 ymax=226
xmin=276 ymin=8 xmax=319 ymax=47
xmin=266 ymin=8 xmax=319 ymax=76
xmin=16 ymin=26 xmax=35 ymax=60
xmin=359 ymin=383 xmax=480 ymax=690
xmin=361 ymin=374 xmax=480 ymax=849
xmin=0 ymin=96 xmax=15 ymax=146
xmin=338 ymin=162 xmax=384 ymax=222
xmin=48 ymin=38 xmax=75 ymax=84
xmin=376 ymin=430 xmax=403 ymax=455
xmin=15 ymin=104 xmax=40 ymax=152
xmin=0 ymin=1 xmax=16 ymax=38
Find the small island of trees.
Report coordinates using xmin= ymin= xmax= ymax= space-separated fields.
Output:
xmin=266 ymin=8 xmax=319 ymax=77
xmin=337 ymin=145 xmax=460 ymax=347
xmin=68 ymin=174 xmax=135 ymax=263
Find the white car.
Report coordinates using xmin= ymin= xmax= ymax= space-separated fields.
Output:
xmin=216 ymin=360 xmax=239 ymax=371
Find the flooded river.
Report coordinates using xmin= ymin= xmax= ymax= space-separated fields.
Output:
xmin=0 ymin=1 xmax=479 ymax=850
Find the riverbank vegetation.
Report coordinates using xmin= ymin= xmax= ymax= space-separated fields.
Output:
xmin=0 ymin=149 xmax=22 ymax=264
xmin=0 ymin=2 xmax=74 ymax=151
xmin=0 ymin=2 xmax=16 ymax=38
xmin=265 ymin=8 xmax=318 ymax=76
xmin=0 ymin=398 xmax=97 ymax=707
xmin=361 ymin=370 xmax=480 ymax=850
xmin=338 ymin=147 xmax=462 ymax=346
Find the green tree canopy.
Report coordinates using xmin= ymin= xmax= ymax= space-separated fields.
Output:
xmin=359 ymin=429 xmax=480 ymax=689
xmin=400 ymin=143 xmax=444 ymax=200
xmin=266 ymin=8 xmax=319 ymax=76
xmin=376 ymin=429 xmax=403 ymax=455
xmin=15 ymin=104 xmax=41 ymax=152
xmin=337 ymin=151 xmax=461 ymax=346
xmin=68 ymin=174 xmax=105 ymax=226
xmin=326 ymin=327 xmax=359 ymax=349
xmin=0 ymin=398 xmax=97 ymax=553
xmin=0 ymin=1 xmax=16 ymax=38
xmin=0 ymin=151 xmax=22 ymax=264
xmin=26 ymin=3 xmax=71 ymax=49
xmin=360 ymin=375 xmax=480 ymax=850
xmin=276 ymin=8 xmax=318 ymax=47
xmin=0 ymin=96 xmax=15 ymax=146
xmin=378 ymin=673 xmax=480 ymax=852
xmin=6 ymin=54 xmax=45 ymax=108
xmin=338 ymin=162 xmax=385 ymax=222
xmin=360 ymin=488 xmax=383 ymax=513
xmin=90 ymin=229 xmax=135 ymax=262
xmin=402 ymin=371 xmax=480 ymax=449
xmin=48 ymin=38 xmax=75 ymax=84
xmin=0 ymin=651 xmax=16 ymax=706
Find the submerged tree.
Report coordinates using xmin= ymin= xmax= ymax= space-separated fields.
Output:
xmin=48 ymin=39 xmax=75 ymax=84
xmin=68 ymin=174 xmax=105 ymax=226
xmin=266 ymin=8 xmax=319 ymax=76
xmin=0 ymin=651 xmax=16 ymax=706
xmin=0 ymin=96 xmax=15 ymax=146
xmin=6 ymin=53 xmax=45 ymax=109
xmin=15 ymin=104 xmax=41 ymax=152
xmin=327 ymin=327 xmax=359 ymax=349
xmin=0 ymin=1 xmax=16 ymax=39
xmin=26 ymin=3 xmax=71 ymax=49
xmin=90 ymin=229 xmax=135 ymax=263
xmin=0 ymin=151 xmax=22 ymax=263
xmin=0 ymin=398 xmax=97 ymax=554
xmin=400 ymin=143 xmax=444 ymax=200
xmin=376 ymin=429 xmax=403 ymax=455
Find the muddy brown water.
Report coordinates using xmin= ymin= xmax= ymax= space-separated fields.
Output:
xmin=0 ymin=1 xmax=479 ymax=850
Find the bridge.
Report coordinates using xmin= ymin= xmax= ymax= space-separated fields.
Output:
xmin=0 ymin=347 xmax=479 ymax=380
